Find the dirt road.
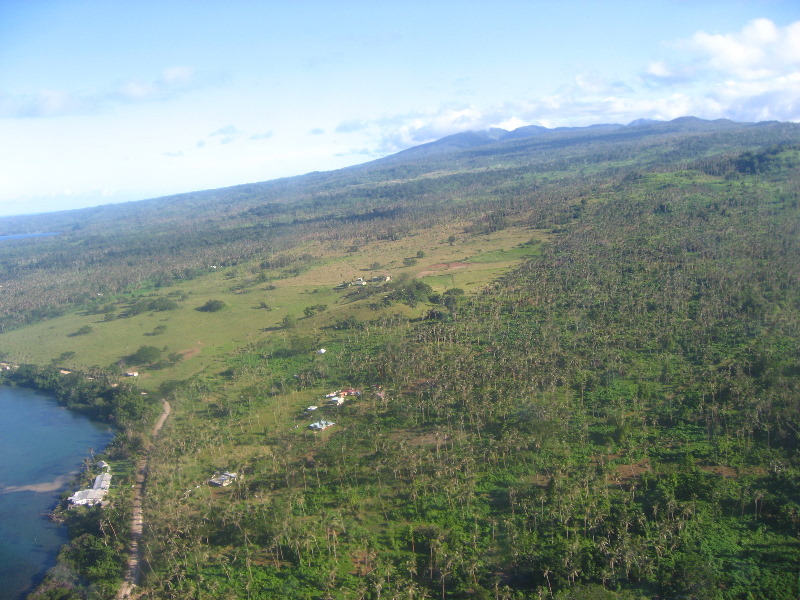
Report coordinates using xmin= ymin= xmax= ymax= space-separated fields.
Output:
xmin=117 ymin=399 xmax=171 ymax=599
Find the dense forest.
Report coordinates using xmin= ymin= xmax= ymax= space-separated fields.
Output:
xmin=2 ymin=118 xmax=799 ymax=599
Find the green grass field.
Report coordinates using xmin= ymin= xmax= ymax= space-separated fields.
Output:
xmin=0 ymin=222 xmax=543 ymax=390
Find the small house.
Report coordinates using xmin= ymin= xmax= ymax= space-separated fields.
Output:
xmin=68 ymin=489 xmax=106 ymax=506
xmin=209 ymin=471 xmax=238 ymax=487
xmin=68 ymin=472 xmax=112 ymax=506
xmin=309 ymin=420 xmax=335 ymax=431
xmin=93 ymin=473 xmax=112 ymax=491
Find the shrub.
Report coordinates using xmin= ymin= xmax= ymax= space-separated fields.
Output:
xmin=126 ymin=345 xmax=162 ymax=365
xmin=69 ymin=325 xmax=93 ymax=337
xmin=196 ymin=299 xmax=226 ymax=312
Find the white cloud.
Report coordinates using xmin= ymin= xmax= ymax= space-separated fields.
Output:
xmin=0 ymin=89 xmax=95 ymax=118
xmin=637 ymin=18 xmax=800 ymax=122
xmin=691 ymin=22 xmax=773 ymax=80
xmin=574 ymin=73 xmax=632 ymax=95
xmin=643 ymin=61 xmax=697 ymax=85
xmin=373 ymin=104 xmax=522 ymax=153
xmin=0 ymin=66 xmax=197 ymax=118
xmin=650 ymin=18 xmax=800 ymax=83
xmin=161 ymin=66 xmax=193 ymax=86
xmin=708 ymin=72 xmax=800 ymax=122
xmin=209 ymin=125 xmax=240 ymax=137
xmin=206 ymin=125 xmax=245 ymax=146
xmin=360 ymin=18 xmax=800 ymax=156
xmin=250 ymin=131 xmax=274 ymax=141
xmin=494 ymin=116 xmax=527 ymax=131
xmin=110 ymin=66 xmax=198 ymax=103
xmin=335 ymin=119 xmax=367 ymax=133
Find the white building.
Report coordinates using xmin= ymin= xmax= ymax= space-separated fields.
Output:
xmin=68 ymin=472 xmax=112 ymax=506
xmin=309 ymin=420 xmax=335 ymax=431
xmin=209 ymin=471 xmax=238 ymax=487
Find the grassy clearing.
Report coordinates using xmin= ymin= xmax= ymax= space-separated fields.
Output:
xmin=0 ymin=223 xmax=542 ymax=390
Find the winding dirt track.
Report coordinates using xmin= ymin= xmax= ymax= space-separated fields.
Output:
xmin=118 ymin=400 xmax=171 ymax=599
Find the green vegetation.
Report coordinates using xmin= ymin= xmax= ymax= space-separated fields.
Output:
xmin=124 ymin=345 xmax=162 ymax=366
xmin=0 ymin=364 xmax=157 ymax=430
xmin=69 ymin=325 xmax=93 ymax=337
xmin=1 ymin=119 xmax=799 ymax=599
xmin=196 ymin=299 xmax=226 ymax=312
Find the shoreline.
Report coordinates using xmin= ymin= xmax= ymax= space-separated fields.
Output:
xmin=0 ymin=384 xmax=114 ymax=600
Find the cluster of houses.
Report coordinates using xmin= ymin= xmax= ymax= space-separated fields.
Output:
xmin=68 ymin=461 xmax=112 ymax=506
xmin=323 ymin=387 xmax=360 ymax=406
xmin=336 ymin=275 xmax=391 ymax=289
xmin=304 ymin=388 xmax=361 ymax=431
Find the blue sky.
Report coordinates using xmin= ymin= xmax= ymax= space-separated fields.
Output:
xmin=1 ymin=1 xmax=799 ymax=217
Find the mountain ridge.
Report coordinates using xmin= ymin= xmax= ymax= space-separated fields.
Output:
xmin=375 ymin=116 xmax=758 ymax=162
xmin=1 ymin=116 xmax=798 ymax=237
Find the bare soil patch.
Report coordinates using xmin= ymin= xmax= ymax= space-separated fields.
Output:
xmin=700 ymin=465 xmax=738 ymax=477
xmin=418 ymin=262 xmax=470 ymax=277
xmin=351 ymin=550 xmax=376 ymax=576
xmin=179 ymin=346 xmax=202 ymax=360
xmin=613 ymin=458 xmax=651 ymax=482
xmin=699 ymin=465 xmax=769 ymax=477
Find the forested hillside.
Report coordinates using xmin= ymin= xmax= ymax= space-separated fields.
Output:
xmin=1 ymin=118 xmax=797 ymax=330
xmin=2 ymin=118 xmax=800 ymax=599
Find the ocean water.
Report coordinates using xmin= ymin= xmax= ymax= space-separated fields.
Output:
xmin=0 ymin=386 xmax=113 ymax=600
